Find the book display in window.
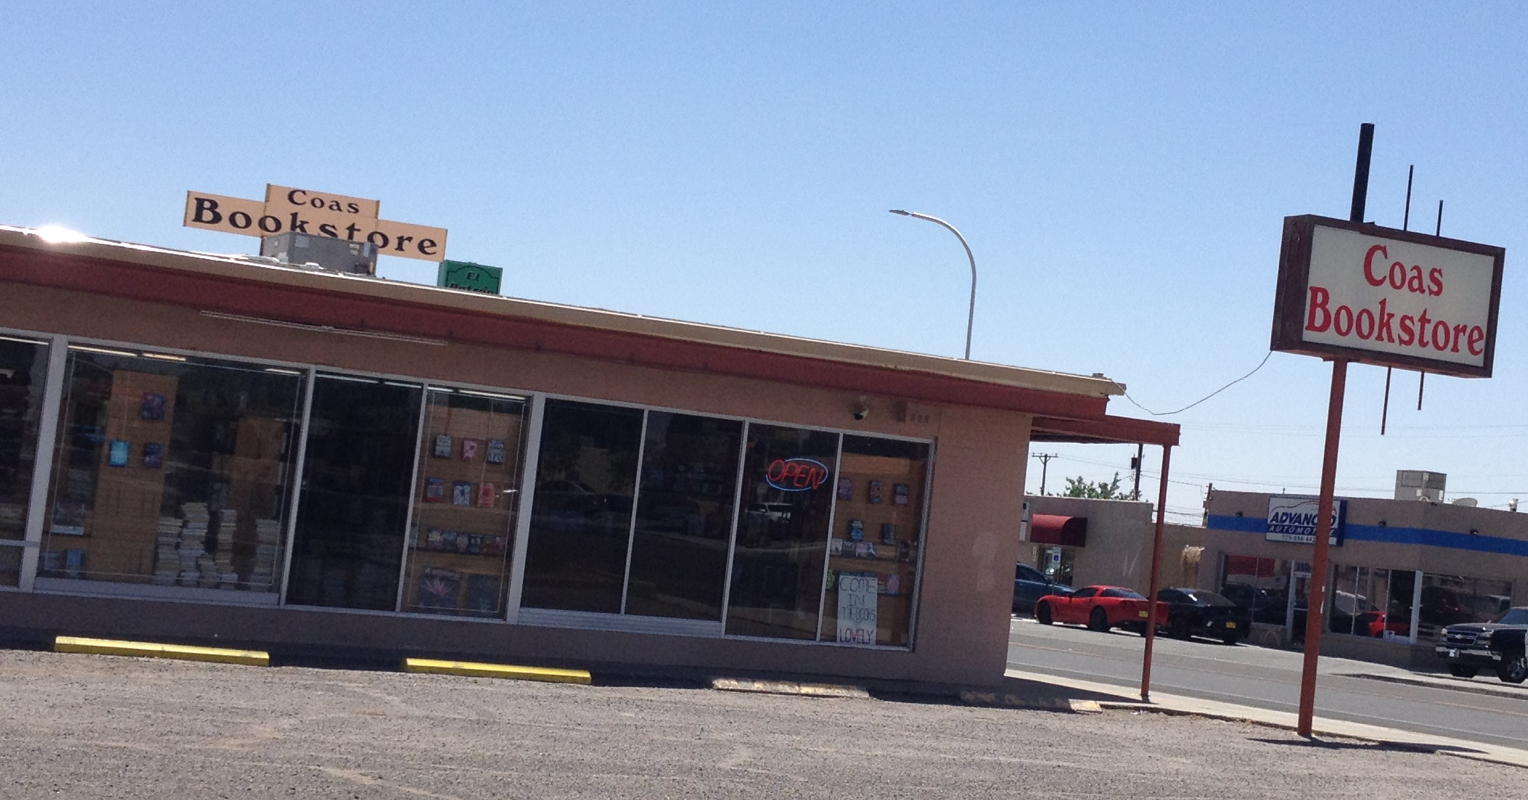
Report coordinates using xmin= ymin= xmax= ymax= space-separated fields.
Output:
xmin=403 ymin=390 xmax=525 ymax=617
xmin=44 ymin=353 xmax=300 ymax=594
xmin=820 ymin=438 xmax=929 ymax=647
xmin=417 ymin=567 xmax=462 ymax=610
xmin=45 ymin=369 xmax=179 ymax=581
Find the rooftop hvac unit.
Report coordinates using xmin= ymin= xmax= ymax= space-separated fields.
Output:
xmin=1395 ymin=469 xmax=1446 ymax=502
xmin=260 ymin=233 xmax=377 ymax=275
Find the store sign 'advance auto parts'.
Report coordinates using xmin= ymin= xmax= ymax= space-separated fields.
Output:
xmin=183 ymin=184 xmax=448 ymax=262
xmin=1270 ymin=215 xmax=1504 ymax=378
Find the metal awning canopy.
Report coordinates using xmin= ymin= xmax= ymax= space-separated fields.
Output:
xmin=1031 ymin=412 xmax=1178 ymax=702
xmin=1032 ymin=414 xmax=1179 ymax=447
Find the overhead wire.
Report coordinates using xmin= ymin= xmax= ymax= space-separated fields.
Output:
xmin=1123 ymin=352 xmax=1272 ymax=416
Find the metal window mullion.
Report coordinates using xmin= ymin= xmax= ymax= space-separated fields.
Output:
xmin=1409 ymin=569 xmax=1423 ymax=644
xmin=717 ymin=421 xmax=749 ymax=628
xmin=393 ymin=385 xmax=430 ymax=612
xmin=905 ymin=441 xmax=936 ymax=648
xmin=1284 ymin=561 xmax=1299 ymax=631
xmin=619 ymin=411 xmax=650 ymax=616
xmin=504 ymin=394 xmax=546 ymax=624
xmin=277 ymin=368 xmax=317 ymax=606
xmin=814 ymin=433 xmax=845 ymax=643
xmin=18 ymin=335 xmax=68 ymax=591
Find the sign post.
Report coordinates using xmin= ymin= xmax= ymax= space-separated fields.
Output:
xmin=1272 ymin=124 xmax=1506 ymax=737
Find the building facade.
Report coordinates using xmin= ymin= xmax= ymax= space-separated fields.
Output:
xmin=0 ymin=225 xmax=1176 ymax=687
xmin=1201 ymin=489 xmax=1526 ymax=666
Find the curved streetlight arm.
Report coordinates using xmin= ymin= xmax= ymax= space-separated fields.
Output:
xmin=889 ymin=209 xmax=976 ymax=360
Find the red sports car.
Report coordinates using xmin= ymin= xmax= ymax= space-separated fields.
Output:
xmin=1034 ymin=585 xmax=1168 ymax=634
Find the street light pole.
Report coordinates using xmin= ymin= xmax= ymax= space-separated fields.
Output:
xmin=889 ymin=209 xmax=976 ymax=360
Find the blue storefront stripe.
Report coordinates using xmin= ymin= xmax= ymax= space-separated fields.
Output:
xmin=1206 ymin=514 xmax=1528 ymax=558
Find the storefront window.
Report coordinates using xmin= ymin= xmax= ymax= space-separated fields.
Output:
xmin=1036 ymin=547 xmax=1075 ymax=587
xmin=724 ymin=424 xmax=837 ymax=640
xmin=820 ymin=436 xmax=927 ymax=646
xmin=43 ymin=346 xmax=302 ymax=593
xmin=1219 ymin=554 xmax=1290 ymax=625
xmin=1 ymin=335 xmax=49 ymax=544
xmin=520 ymin=400 xmax=642 ymax=613
xmin=1386 ymin=569 xmax=1416 ymax=639
xmin=402 ymin=388 xmax=527 ymax=617
xmin=625 ymin=412 xmax=742 ymax=620
xmin=287 ymin=374 xmax=421 ymax=610
xmin=1329 ymin=564 xmax=1392 ymax=638
xmin=1418 ymin=573 xmax=1514 ymax=642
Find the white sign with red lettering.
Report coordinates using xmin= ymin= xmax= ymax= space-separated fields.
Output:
xmin=1271 ymin=216 xmax=1504 ymax=378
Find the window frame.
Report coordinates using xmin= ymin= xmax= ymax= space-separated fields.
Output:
xmin=1 ymin=327 xmax=937 ymax=650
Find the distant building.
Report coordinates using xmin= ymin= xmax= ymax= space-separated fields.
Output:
xmin=1199 ymin=488 xmax=1525 ymax=667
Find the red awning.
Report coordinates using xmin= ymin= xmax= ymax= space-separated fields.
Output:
xmin=1030 ymin=514 xmax=1087 ymax=547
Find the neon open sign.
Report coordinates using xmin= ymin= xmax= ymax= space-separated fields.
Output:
xmin=765 ymin=458 xmax=829 ymax=492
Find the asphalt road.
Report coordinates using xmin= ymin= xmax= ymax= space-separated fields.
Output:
xmin=3 ymin=648 xmax=1526 ymax=799
xmin=1007 ymin=616 xmax=1528 ymax=751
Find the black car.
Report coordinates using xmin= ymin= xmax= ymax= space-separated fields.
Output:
xmin=1219 ymin=581 xmax=1288 ymax=625
xmin=1156 ymin=587 xmax=1252 ymax=644
xmin=1435 ymin=606 xmax=1528 ymax=683
xmin=1013 ymin=563 xmax=1072 ymax=615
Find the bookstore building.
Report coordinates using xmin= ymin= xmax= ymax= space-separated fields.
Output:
xmin=0 ymin=225 xmax=1176 ymax=686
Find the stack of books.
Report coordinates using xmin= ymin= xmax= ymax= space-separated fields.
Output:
xmin=152 ymin=516 xmax=183 ymax=585
xmin=250 ymin=518 xmax=282 ymax=591
xmin=197 ymin=552 xmax=220 ymax=588
xmin=177 ymin=503 xmax=209 ymax=587
xmin=213 ymin=509 xmax=238 ymax=589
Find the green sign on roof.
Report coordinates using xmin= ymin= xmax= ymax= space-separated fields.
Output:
xmin=436 ymin=259 xmax=502 ymax=295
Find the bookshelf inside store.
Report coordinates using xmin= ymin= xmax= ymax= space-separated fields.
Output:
xmin=404 ymin=389 xmax=527 ymax=617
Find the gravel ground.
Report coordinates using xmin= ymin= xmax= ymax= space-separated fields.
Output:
xmin=0 ymin=649 xmax=1524 ymax=799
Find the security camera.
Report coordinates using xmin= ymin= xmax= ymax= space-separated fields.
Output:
xmin=852 ymin=403 xmax=870 ymax=421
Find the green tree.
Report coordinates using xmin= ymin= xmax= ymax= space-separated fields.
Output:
xmin=1063 ymin=472 xmax=1128 ymax=499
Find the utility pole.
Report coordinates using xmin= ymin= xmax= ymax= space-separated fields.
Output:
xmin=1131 ymin=444 xmax=1143 ymax=500
xmin=1032 ymin=453 xmax=1057 ymax=496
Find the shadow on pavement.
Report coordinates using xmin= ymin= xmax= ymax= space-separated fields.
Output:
xmin=874 ymin=674 xmax=1138 ymax=709
xmin=1250 ymin=737 xmax=1485 ymax=756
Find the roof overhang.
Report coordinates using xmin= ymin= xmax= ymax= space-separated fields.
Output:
xmin=0 ymin=226 xmax=1178 ymax=444
xmin=1032 ymin=413 xmax=1179 ymax=448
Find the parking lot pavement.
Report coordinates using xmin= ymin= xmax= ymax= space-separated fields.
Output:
xmin=1 ymin=649 xmax=1525 ymax=799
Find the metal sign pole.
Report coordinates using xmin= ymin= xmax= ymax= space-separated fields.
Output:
xmin=1296 ymin=122 xmax=1373 ymax=738
xmin=1296 ymin=358 xmax=1346 ymax=736
xmin=1139 ymin=444 xmax=1172 ymax=701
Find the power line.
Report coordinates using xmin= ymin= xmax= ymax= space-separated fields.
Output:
xmin=1123 ymin=352 xmax=1272 ymax=416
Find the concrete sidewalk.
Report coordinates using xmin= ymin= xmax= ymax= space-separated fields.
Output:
xmin=1003 ymin=667 xmax=1528 ymax=770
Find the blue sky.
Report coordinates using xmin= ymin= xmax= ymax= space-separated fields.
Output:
xmin=4 ymin=2 xmax=1527 ymax=523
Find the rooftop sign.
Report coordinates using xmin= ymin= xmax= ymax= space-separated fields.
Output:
xmin=436 ymin=259 xmax=502 ymax=294
xmin=1271 ymin=215 xmax=1504 ymax=378
xmin=183 ymin=184 xmax=447 ymax=262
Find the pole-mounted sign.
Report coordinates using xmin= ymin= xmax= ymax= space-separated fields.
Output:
xmin=1271 ymin=216 xmax=1504 ymax=377
xmin=1273 ymin=124 xmax=1506 ymax=740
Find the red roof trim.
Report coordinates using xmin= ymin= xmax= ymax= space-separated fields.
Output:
xmin=1 ymin=246 xmax=1117 ymax=420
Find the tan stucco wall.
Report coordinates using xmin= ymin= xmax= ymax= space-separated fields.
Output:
xmin=0 ymin=281 xmax=1036 ymax=687
xmin=1022 ymin=496 xmax=1156 ymax=590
